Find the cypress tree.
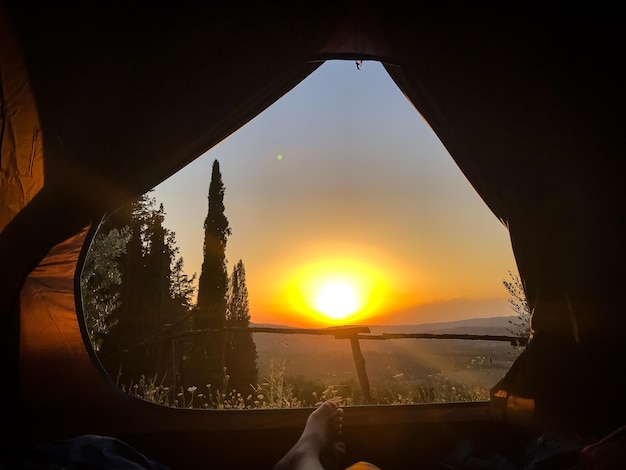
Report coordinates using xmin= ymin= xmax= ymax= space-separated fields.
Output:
xmin=187 ymin=159 xmax=231 ymax=394
xmin=225 ymin=260 xmax=258 ymax=396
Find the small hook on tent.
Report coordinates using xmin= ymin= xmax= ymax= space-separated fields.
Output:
xmin=356 ymin=60 xmax=363 ymax=70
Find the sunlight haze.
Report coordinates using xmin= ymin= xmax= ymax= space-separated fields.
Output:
xmin=152 ymin=60 xmax=518 ymax=327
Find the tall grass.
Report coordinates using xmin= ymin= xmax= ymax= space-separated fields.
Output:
xmin=120 ymin=356 xmax=488 ymax=409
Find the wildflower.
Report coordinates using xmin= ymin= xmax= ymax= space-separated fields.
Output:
xmin=187 ymin=386 xmax=197 ymax=393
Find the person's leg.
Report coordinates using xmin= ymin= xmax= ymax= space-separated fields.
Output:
xmin=274 ymin=400 xmax=346 ymax=470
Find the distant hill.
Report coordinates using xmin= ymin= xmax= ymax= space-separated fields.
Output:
xmin=367 ymin=316 xmax=519 ymax=336
xmin=252 ymin=315 xmax=520 ymax=337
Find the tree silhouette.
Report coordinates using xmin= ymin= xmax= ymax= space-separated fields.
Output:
xmin=94 ymin=192 xmax=192 ymax=393
xmin=187 ymin=159 xmax=231 ymax=391
xmin=98 ymin=193 xmax=156 ymax=383
xmin=170 ymin=257 xmax=196 ymax=314
xmin=225 ymin=260 xmax=258 ymax=395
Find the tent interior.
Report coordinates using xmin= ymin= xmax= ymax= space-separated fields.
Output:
xmin=1 ymin=2 xmax=625 ymax=468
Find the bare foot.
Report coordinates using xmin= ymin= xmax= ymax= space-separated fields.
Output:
xmin=274 ymin=400 xmax=345 ymax=470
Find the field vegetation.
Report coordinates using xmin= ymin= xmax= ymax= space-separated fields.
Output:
xmin=121 ymin=330 xmax=524 ymax=409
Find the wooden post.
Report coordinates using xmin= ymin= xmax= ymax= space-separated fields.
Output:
xmin=349 ymin=335 xmax=371 ymax=404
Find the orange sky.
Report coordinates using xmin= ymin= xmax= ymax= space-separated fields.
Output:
xmin=153 ymin=60 xmax=519 ymax=328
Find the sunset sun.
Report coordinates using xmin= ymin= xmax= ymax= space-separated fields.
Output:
xmin=284 ymin=257 xmax=389 ymax=325
xmin=314 ymin=280 xmax=360 ymax=320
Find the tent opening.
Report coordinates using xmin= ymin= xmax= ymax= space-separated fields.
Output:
xmin=79 ymin=60 xmax=524 ymax=410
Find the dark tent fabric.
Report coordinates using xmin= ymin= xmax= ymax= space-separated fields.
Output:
xmin=1 ymin=0 xmax=625 ymax=459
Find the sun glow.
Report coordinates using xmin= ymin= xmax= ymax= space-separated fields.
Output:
xmin=314 ymin=280 xmax=359 ymax=320
xmin=284 ymin=258 xmax=388 ymax=325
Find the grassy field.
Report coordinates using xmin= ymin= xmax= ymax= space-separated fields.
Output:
xmin=253 ymin=329 xmax=524 ymax=404
xmin=118 ymin=318 xmax=526 ymax=408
